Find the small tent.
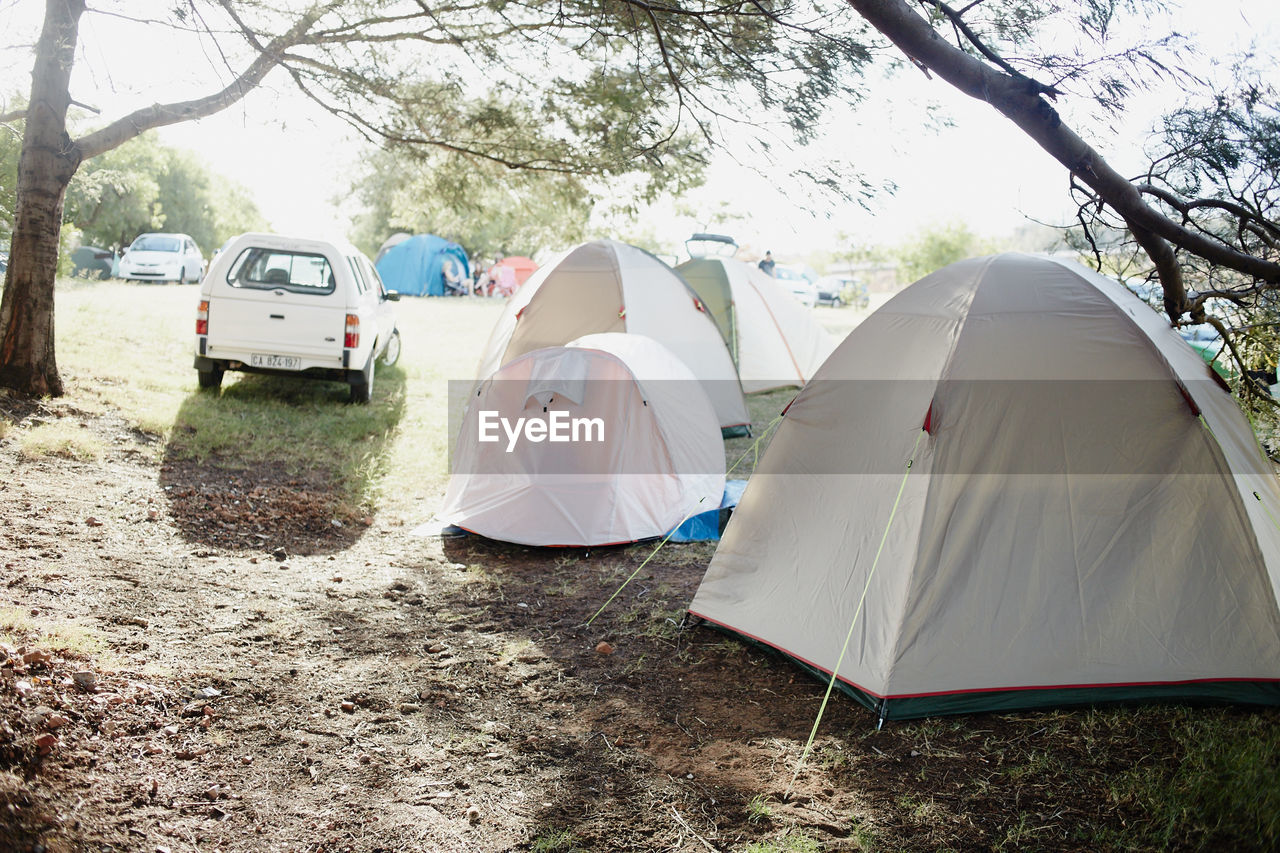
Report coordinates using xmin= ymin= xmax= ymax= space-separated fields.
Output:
xmin=691 ymin=253 xmax=1280 ymax=719
xmin=442 ymin=333 xmax=725 ymax=547
xmin=375 ymin=234 xmax=470 ymax=296
xmin=374 ymin=232 xmax=413 ymax=263
xmin=475 ymin=239 xmax=750 ymax=434
xmin=677 ymin=256 xmax=837 ymax=393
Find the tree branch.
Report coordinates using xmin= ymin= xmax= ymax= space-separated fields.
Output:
xmin=70 ymin=6 xmax=331 ymax=160
xmin=846 ymin=0 xmax=1280 ymax=315
xmin=1203 ymin=315 xmax=1279 ymax=406
xmin=917 ymin=0 xmax=1061 ymax=97
xmin=1136 ymin=183 xmax=1280 ymax=246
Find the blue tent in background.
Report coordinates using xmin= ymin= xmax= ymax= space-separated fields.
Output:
xmin=375 ymin=234 xmax=471 ymax=296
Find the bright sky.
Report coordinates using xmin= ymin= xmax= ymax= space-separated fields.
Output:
xmin=2 ymin=0 xmax=1276 ymax=260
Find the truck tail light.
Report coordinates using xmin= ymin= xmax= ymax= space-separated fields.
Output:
xmin=196 ymin=300 xmax=209 ymax=335
xmin=344 ymin=314 xmax=359 ymax=349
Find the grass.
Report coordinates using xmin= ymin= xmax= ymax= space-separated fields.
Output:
xmin=745 ymin=793 xmax=773 ymax=825
xmin=18 ymin=420 xmax=104 ymax=461
xmin=895 ymin=794 xmax=937 ymax=823
xmin=37 ymin=280 xmax=823 ymax=521
xmin=742 ymin=830 xmax=821 ymax=853
xmin=847 ymin=815 xmax=878 ymax=850
xmin=1113 ymin=708 xmax=1280 ymax=849
xmin=722 ymin=387 xmax=793 ymax=478
xmin=0 ymin=607 xmax=107 ymax=658
xmin=529 ymin=827 xmax=583 ymax=852
xmin=50 ymin=280 xmax=505 ymax=521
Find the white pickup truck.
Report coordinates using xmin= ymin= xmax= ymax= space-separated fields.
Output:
xmin=193 ymin=233 xmax=401 ymax=403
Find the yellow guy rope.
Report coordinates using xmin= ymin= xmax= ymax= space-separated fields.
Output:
xmin=585 ymin=414 xmax=785 ymax=628
xmin=787 ymin=427 xmax=926 ymax=797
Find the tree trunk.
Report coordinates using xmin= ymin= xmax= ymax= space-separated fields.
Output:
xmin=0 ymin=0 xmax=86 ymax=398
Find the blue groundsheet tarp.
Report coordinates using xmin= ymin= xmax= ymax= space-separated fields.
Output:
xmin=375 ymin=234 xmax=470 ymax=296
xmin=667 ymin=479 xmax=748 ymax=542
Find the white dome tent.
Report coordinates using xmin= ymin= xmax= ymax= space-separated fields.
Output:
xmin=475 ymin=239 xmax=751 ymax=436
xmin=442 ymin=333 xmax=725 ymax=547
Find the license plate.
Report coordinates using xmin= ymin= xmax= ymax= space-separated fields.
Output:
xmin=250 ymin=354 xmax=301 ymax=370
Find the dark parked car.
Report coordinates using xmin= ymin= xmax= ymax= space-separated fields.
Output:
xmin=71 ymin=246 xmax=114 ymax=279
xmin=815 ymin=275 xmax=869 ymax=308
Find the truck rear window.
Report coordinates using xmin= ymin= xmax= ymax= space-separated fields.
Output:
xmin=226 ymin=248 xmax=336 ymax=294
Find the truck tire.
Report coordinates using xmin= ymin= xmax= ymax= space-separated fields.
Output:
xmin=197 ymin=364 xmax=224 ymax=391
xmin=380 ymin=328 xmax=401 ymax=367
xmin=349 ymin=355 xmax=375 ymax=404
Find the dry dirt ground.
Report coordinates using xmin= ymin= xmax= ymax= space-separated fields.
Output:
xmin=0 ymin=393 xmax=1273 ymax=852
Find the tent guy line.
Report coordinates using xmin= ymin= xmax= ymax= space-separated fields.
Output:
xmin=787 ymin=426 xmax=926 ymax=797
xmin=585 ymin=413 xmax=785 ymax=628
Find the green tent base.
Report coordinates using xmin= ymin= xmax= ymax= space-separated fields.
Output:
xmin=721 ymin=424 xmax=752 ymax=439
xmin=693 ymin=615 xmax=1280 ymax=720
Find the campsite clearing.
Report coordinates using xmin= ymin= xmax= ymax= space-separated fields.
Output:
xmin=0 ymin=282 xmax=1276 ymax=852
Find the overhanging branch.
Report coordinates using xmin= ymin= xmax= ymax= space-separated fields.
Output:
xmin=846 ymin=0 xmax=1280 ymax=312
xmin=71 ymin=6 xmax=330 ymax=160
xmin=918 ymin=0 xmax=1061 ymax=97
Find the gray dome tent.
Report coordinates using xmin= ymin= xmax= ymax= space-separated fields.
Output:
xmin=691 ymin=253 xmax=1280 ymax=719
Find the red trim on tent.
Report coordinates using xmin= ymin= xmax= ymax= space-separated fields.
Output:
xmin=691 ymin=611 xmax=890 ymax=697
xmin=780 ymin=392 xmax=801 ymax=417
xmin=689 ymin=611 xmax=1280 ymax=699
xmin=618 ymin=306 xmax=626 ymax=319
xmin=693 ymin=298 xmax=706 ymax=313
xmin=516 ymin=306 xmax=527 ymax=320
xmin=922 ymin=402 xmax=935 ymax=434
xmin=1209 ymin=363 xmax=1232 ymax=393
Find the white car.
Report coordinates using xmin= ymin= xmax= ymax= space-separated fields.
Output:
xmin=193 ymin=233 xmax=401 ymax=403
xmin=773 ymin=266 xmax=818 ymax=307
xmin=119 ymin=232 xmax=205 ymax=283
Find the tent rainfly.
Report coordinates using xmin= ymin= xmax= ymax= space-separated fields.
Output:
xmin=374 ymin=231 xmax=412 ymax=263
xmin=475 ymin=239 xmax=750 ymax=435
xmin=690 ymin=253 xmax=1280 ymax=720
xmin=676 ymin=256 xmax=837 ymax=393
xmin=442 ymin=333 xmax=725 ymax=547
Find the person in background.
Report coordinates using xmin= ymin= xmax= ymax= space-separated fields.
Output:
xmin=469 ymin=256 xmax=487 ymax=296
xmin=758 ymin=251 xmax=776 ymax=276
xmin=442 ymin=256 xmax=470 ymax=296
xmin=490 ymin=259 xmax=518 ymax=298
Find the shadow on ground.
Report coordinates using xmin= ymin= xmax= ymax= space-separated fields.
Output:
xmin=425 ymin=533 xmax=884 ymax=850
xmin=159 ymin=368 xmax=406 ymax=555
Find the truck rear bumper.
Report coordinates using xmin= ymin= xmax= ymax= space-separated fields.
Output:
xmin=195 ymin=355 xmax=361 ymax=383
